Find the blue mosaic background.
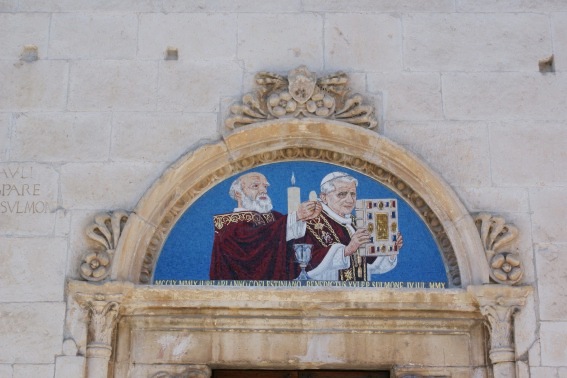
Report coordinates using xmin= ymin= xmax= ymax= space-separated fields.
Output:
xmin=153 ymin=161 xmax=449 ymax=284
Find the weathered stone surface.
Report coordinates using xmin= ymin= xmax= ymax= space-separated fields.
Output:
xmin=0 ymin=114 xmax=10 ymax=161
xmin=404 ymin=13 xmax=550 ymax=72
xmin=0 ymin=0 xmax=17 ymax=11
xmin=530 ymin=366 xmax=560 ymax=377
xmin=54 ymin=355 xmax=85 ymax=378
xmin=161 ymin=0 xmax=302 ymax=12
xmin=60 ymin=162 xmax=164 ymax=209
xmin=54 ymin=208 xmax=71 ymax=237
xmin=18 ymin=0 xmax=162 ymax=11
xmin=133 ymin=330 xmax=473 ymax=367
xmin=490 ymin=122 xmax=567 ymax=186
xmin=232 ymin=0 xmax=301 ymax=12
xmin=456 ymin=187 xmax=529 ymax=214
xmin=49 ymin=13 xmax=138 ymax=59
xmin=535 ymin=243 xmax=567 ymax=321
xmin=158 ymin=61 xmax=242 ymax=112
xmin=383 ymin=121 xmax=491 ymax=186
xmin=13 ymin=364 xmax=54 ymax=378
xmin=442 ymin=73 xmax=567 ymax=120
xmin=553 ymin=13 xmax=567 ymax=72
xmin=541 ymin=322 xmax=567 ymax=366
xmin=0 ymin=237 xmax=66 ymax=302
xmin=456 ymin=0 xmax=567 ymax=12
xmin=111 ymin=113 xmax=218 ymax=162
xmin=304 ymin=0 xmax=453 ymax=11
xmin=138 ymin=13 xmax=237 ymax=61
xmin=0 ymin=61 xmax=68 ymax=111
xmin=514 ymin=293 xmax=538 ymax=360
xmin=517 ymin=360 xmax=529 ymax=378
xmin=0 ymin=364 xmax=12 ymax=377
xmin=530 ymin=189 xmax=567 ymax=243
xmin=12 ymin=112 xmax=111 ymax=162
xmin=0 ymin=302 xmax=65 ymax=363
xmin=367 ymin=72 xmax=442 ymax=120
xmin=237 ymin=13 xmax=323 ymax=71
xmin=325 ymin=13 xmax=402 ymax=72
xmin=529 ymin=339 xmax=542 ymax=367
xmin=0 ymin=163 xmax=59 ymax=236
xmin=68 ymin=61 xmax=157 ymax=111
xmin=0 ymin=13 xmax=50 ymax=59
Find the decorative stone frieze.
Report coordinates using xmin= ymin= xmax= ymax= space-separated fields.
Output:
xmin=151 ymin=365 xmax=211 ymax=378
xmin=226 ymin=66 xmax=378 ymax=129
xmin=79 ymin=211 xmax=129 ymax=282
xmin=474 ymin=213 xmax=523 ymax=285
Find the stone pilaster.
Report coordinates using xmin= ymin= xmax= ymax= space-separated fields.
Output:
xmin=76 ymin=293 xmax=123 ymax=378
xmin=468 ymin=285 xmax=532 ymax=378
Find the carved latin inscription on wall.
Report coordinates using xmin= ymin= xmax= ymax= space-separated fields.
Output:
xmin=0 ymin=165 xmax=50 ymax=214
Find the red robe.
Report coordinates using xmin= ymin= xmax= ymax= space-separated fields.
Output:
xmin=209 ymin=210 xmax=299 ymax=280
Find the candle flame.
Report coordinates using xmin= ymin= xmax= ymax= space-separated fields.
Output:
xmin=291 ymin=172 xmax=296 ymax=186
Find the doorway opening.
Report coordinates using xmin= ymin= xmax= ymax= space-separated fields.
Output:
xmin=212 ymin=370 xmax=390 ymax=378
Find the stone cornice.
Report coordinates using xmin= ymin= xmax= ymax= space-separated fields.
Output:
xmin=69 ymin=280 xmax=479 ymax=315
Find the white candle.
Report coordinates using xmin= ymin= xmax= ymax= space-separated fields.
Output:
xmin=287 ymin=173 xmax=301 ymax=214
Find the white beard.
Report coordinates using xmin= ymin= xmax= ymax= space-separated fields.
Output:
xmin=241 ymin=193 xmax=273 ymax=213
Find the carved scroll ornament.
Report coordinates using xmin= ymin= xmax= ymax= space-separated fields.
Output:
xmin=79 ymin=211 xmax=129 ymax=282
xmin=475 ymin=213 xmax=523 ymax=285
xmin=226 ymin=65 xmax=378 ymax=129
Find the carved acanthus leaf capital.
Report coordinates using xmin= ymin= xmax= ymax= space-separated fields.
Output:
xmin=226 ymin=65 xmax=378 ymax=130
xmin=474 ymin=213 xmax=523 ymax=285
xmin=79 ymin=210 xmax=129 ymax=282
xmin=468 ymin=285 xmax=531 ymax=364
xmin=76 ymin=293 xmax=123 ymax=349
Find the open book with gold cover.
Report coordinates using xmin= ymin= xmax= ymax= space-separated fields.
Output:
xmin=354 ymin=199 xmax=400 ymax=257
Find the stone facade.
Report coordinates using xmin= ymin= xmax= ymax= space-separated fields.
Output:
xmin=1 ymin=2 xmax=566 ymax=377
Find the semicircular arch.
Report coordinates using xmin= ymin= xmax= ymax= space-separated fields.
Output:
xmin=111 ymin=119 xmax=489 ymax=287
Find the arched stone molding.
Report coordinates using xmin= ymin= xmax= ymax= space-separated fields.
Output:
xmin=110 ymin=118 xmax=489 ymax=287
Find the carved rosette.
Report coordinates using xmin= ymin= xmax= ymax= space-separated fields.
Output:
xmin=79 ymin=211 xmax=129 ymax=282
xmin=226 ymin=66 xmax=378 ymax=129
xmin=475 ymin=213 xmax=523 ymax=285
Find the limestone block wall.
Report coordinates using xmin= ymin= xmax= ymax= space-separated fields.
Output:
xmin=1 ymin=1 xmax=566 ymax=377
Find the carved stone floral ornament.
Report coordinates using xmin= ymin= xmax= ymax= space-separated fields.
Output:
xmin=79 ymin=211 xmax=129 ymax=282
xmin=226 ymin=65 xmax=378 ymax=129
xmin=475 ymin=213 xmax=524 ymax=285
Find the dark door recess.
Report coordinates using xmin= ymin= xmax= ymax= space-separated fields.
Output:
xmin=212 ymin=370 xmax=389 ymax=378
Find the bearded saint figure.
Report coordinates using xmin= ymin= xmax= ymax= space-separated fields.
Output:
xmin=209 ymin=172 xmax=321 ymax=280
